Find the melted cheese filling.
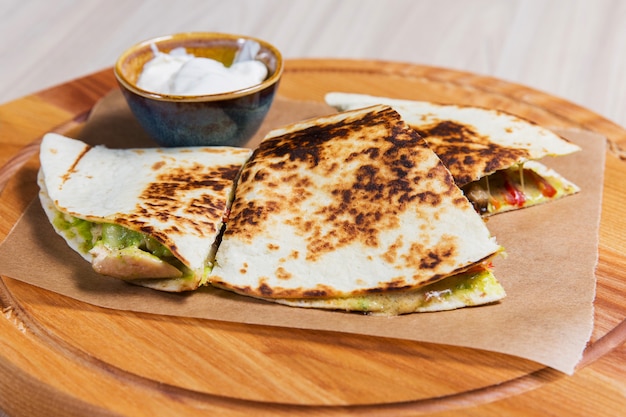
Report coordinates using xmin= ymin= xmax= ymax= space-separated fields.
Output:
xmin=462 ymin=161 xmax=579 ymax=216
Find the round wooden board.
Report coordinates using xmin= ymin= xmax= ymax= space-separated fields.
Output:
xmin=1 ymin=59 xmax=626 ymax=417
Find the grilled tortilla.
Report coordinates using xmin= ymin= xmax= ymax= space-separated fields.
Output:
xmin=325 ymin=92 xmax=581 ymax=216
xmin=38 ymin=133 xmax=252 ymax=292
xmin=209 ymin=105 xmax=505 ymax=315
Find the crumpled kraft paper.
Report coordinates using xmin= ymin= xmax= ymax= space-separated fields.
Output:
xmin=0 ymin=90 xmax=606 ymax=374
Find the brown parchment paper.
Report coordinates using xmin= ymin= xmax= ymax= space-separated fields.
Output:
xmin=0 ymin=90 xmax=606 ymax=374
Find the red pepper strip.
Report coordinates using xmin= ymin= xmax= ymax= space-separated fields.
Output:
xmin=503 ymin=174 xmax=526 ymax=207
xmin=529 ymin=170 xmax=557 ymax=197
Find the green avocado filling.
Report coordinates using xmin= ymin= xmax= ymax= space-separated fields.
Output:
xmin=52 ymin=210 xmax=201 ymax=279
xmin=294 ymin=267 xmax=504 ymax=315
xmin=52 ymin=215 xmax=94 ymax=253
xmin=53 ymin=211 xmax=173 ymax=257
xmin=370 ymin=268 xmax=495 ymax=306
xmin=100 ymin=223 xmax=173 ymax=259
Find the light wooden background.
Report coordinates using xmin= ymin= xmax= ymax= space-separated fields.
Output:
xmin=1 ymin=0 xmax=626 ymax=129
xmin=1 ymin=1 xmax=625 ymax=416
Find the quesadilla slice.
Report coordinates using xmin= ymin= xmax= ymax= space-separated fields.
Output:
xmin=209 ymin=105 xmax=505 ymax=315
xmin=38 ymin=133 xmax=252 ymax=292
xmin=325 ymin=92 xmax=581 ymax=216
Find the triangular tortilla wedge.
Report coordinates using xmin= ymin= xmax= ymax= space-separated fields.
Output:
xmin=325 ymin=92 xmax=581 ymax=216
xmin=209 ymin=105 xmax=505 ymax=315
xmin=38 ymin=133 xmax=252 ymax=292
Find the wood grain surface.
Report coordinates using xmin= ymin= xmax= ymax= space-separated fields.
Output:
xmin=1 ymin=59 xmax=626 ymax=417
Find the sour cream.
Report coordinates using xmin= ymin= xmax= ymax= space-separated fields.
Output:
xmin=136 ymin=45 xmax=268 ymax=96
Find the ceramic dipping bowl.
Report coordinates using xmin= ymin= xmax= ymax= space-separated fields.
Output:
xmin=114 ymin=32 xmax=283 ymax=147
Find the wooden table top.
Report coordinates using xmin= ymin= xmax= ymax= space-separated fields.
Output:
xmin=1 ymin=59 xmax=626 ymax=417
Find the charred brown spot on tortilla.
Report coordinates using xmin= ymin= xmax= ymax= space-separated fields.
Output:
xmin=238 ymin=158 xmax=257 ymax=183
xmin=411 ymin=273 xmax=446 ymax=288
xmin=253 ymin=169 xmax=267 ymax=182
xmin=363 ymin=277 xmax=414 ymax=293
xmin=302 ymin=289 xmax=329 ymax=297
xmin=401 ymin=235 xmax=458 ymax=272
xmin=381 ymin=235 xmax=403 ymax=264
xmin=152 ymin=161 xmax=166 ymax=171
xmin=275 ymin=267 xmax=292 ymax=280
xmin=420 ymin=252 xmax=443 ymax=269
xmin=258 ymin=281 xmax=274 ymax=296
xmin=238 ymin=202 xmax=265 ymax=226
xmin=413 ymin=120 xmax=531 ymax=186
xmin=237 ymin=280 xmax=340 ymax=298
xmin=60 ymin=144 xmax=93 ymax=185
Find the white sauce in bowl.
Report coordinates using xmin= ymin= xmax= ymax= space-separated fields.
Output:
xmin=136 ymin=45 xmax=268 ymax=96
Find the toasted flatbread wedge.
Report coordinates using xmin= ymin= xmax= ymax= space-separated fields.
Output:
xmin=325 ymin=92 xmax=581 ymax=216
xmin=38 ymin=133 xmax=252 ymax=292
xmin=209 ymin=105 xmax=505 ymax=315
